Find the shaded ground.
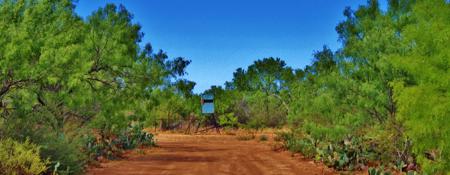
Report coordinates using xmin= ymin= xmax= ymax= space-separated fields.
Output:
xmin=87 ymin=133 xmax=336 ymax=175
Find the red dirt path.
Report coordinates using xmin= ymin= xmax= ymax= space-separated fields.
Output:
xmin=87 ymin=133 xmax=336 ymax=175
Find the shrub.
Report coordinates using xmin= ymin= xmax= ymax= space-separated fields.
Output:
xmin=274 ymin=131 xmax=291 ymax=142
xmin=0 ymin=138 xmax=49 ymax=175
xmin=318 ymin=137 xmax=377 ymax=171
xmin=285 ymin=137 xmax=316 ymax=158
xmin=38 ymin=133 xmax=88 ymax=175
xmin=368 ymin=167 xmax=392 ymax=175
xmin=0 ymin=112 xmax=89 ymax=174
xmin=259 ymin=134 xmax=268 ymax=141
xmin=117 ymin=123 xmax=155 ymax=149
xmin=279 ymin=130 xmax=380 ymax=171
xmin=85 ymin=122 xmax=156 ymax=161
xmin=218 ymin=113 xmax=239 ymax=128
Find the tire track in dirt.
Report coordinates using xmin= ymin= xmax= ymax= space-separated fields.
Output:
xmin=87 ymin=133 xmax=335 ymax=175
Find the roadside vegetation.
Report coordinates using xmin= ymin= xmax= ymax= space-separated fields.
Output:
xmin=203 ymin=1 xmax=449 ymax=174
xmin=0 ymin=0 xmax=196 ymax=174
xmin=0 ymin=0 xmax=448 ymax=174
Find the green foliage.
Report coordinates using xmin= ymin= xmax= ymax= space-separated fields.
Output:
xmin=0 ymin=138 xmax=49 ymax=175
xmin=387 ymin=1 xmax=450 ymax=173
xmin=284 ymin=1 xmax=449 ymax=173
xmin=218 ymin=113 xmax=238 ymax=128
xmin=117 ymin=123 xmax=155 ymax=149
xmin=38 ymin=133 xmax=88 ymax=174
xmin=0 ymin=0 xmax=191 ymax=174
xmin=280 ymin=130 xmax=380 ymax=171
xmin=206 ymin=57 xmax=295 ymax=128
xmin=85 ymin=123 xmax=155 ymax=161
xmin=285 ymin=137 xmax=316 ymax=158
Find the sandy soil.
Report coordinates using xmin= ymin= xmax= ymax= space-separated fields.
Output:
xmin=87 ymin=133 xmax=336 ymax=175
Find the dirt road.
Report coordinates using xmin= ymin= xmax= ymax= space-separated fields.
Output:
xmin=87 ymin=133 xmax=335 ymax=175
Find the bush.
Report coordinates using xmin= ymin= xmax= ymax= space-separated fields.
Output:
xmin=218 ymin=113 xmax=239 ymax=128
xmin=38 ymin=133 xmax=88 ymax=175
xmin=258 ymin=134 xmax=268 ymax=141
xmin=285 ymin=137 xmax=316 ymax=158
xmin=368 ymin=167 xmax=392 ymax=175
xmin=279 ymin=130 xmax=380 ymax=171
xmin=116 ymin=123 xmax=156 ymax=149
xmin=0 ymin=112 xmax=89 ymax=174
xmin=274 ymin=131 xmax=290 ymax=142
xmin=0 ymin=138 xmax=49 ymax=175
xmin=85 ymin=122 xmax=155 ymax=160
xmin=274 ymin=131 xmax=315 ymax=157
xmin=318 ymin=137 xmax=377 ymax=171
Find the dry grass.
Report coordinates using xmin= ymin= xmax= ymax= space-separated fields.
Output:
xmin=236 ymin=134 xmax=255 ymax=141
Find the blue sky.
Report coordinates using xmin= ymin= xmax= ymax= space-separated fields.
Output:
xmin=75 ymin=0 xmax=387 ymax=93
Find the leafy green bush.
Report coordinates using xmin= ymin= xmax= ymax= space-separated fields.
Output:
xmin=0 ymin=138 xmax=49 ymax=175
xmin=218 ymin=113 xmax=239 ymax=128
xmin=0 ymin=0 xmax=182 ymax=174
xmin=0 ymin=113 xmax=88 ymax=174
xmin=285 ymin=137 xmax=316 ymax=158
xmin=38 ymin=133 xmax=88 ymax=175
xmin=388 ymin=1 xmax=450 ymax=173
xmin=274 ymin=131 xmax=314 ymax=156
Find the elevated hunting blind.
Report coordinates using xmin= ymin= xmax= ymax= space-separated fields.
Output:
xmin=201 ymin=94 xmax=214 ymax=114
